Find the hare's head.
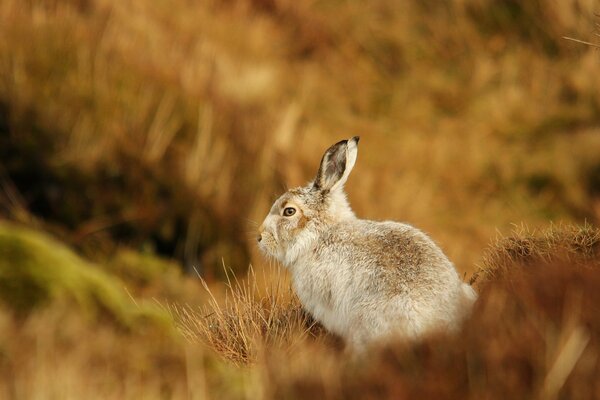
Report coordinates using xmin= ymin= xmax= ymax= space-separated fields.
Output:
xmin=258 ymin=137 xmax=359 ymax=265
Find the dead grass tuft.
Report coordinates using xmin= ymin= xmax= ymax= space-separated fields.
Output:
xmin=165 ymin=265 xmax=327 ymax=365
xmin=474 ymin=224 xmax=600 ymax=287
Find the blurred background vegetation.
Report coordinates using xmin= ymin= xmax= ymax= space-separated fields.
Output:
xmin=0 ymin=0 xmax=599 ymax=397
xmin=1 ymin=0 xmax=599 ymax=274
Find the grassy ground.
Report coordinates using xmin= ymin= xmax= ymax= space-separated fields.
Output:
xmin=0 ymin=224 xmax=599 ymax=398
xmin=1 ymin=0 xmax=600 ymax=398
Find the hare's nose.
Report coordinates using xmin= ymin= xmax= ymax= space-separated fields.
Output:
xmin=257 ymin=225 xmax=265 ymax=243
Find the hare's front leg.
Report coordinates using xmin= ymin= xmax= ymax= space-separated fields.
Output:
xmin=344 ymin=313 xmax=383 ymax=354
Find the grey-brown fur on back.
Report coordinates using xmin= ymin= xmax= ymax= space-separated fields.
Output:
xmin=258 ymin=137 xmax=476 ymax=351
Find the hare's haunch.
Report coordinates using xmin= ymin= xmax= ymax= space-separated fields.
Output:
xmin=258 ymin=137 xmax=476 ymax=350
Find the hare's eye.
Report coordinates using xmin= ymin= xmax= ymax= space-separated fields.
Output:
xmin=283 ymin=207 xmax=296 ymax=217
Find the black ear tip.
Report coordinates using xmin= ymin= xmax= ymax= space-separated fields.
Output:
xmin=352 ymin=136 xmax=360 ymax=144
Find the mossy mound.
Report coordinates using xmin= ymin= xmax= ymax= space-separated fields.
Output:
xmin=0 ymin=221 xmax=171 ymax=328
xmin=107 ymin=248 xmax=177 ymax=286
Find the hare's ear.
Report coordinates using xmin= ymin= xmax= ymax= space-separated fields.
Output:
xmin=312 ymin=136 xmax=359 ymax=192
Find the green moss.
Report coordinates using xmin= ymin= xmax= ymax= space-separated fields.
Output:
xmin=0 ymin=221 xmax=172 ymax=329
xmin=106 ymin=248 xmax=179 ymax=286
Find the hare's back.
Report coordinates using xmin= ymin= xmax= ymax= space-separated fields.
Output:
xmin=325 ymin=220 xmax=459 ymax=288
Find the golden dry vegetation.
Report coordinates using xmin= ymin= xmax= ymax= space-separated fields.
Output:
xmin=1 ymin=0 xmax=600 ymax=398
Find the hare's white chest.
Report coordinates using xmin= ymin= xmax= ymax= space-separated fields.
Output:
xmin=290 ymin=258 xmax=356 ymax=337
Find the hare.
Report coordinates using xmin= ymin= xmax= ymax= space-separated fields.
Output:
xmin=258 ymin=137 xmax=477 ymax=350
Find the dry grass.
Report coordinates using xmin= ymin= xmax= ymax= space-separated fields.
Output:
xmin=166 ymin=265 xmax=327 ymax=365
xmin=473 ymin=223 xmax=600 ymax=287
xmin=0 ymin=304 xmax=191 ymax=399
